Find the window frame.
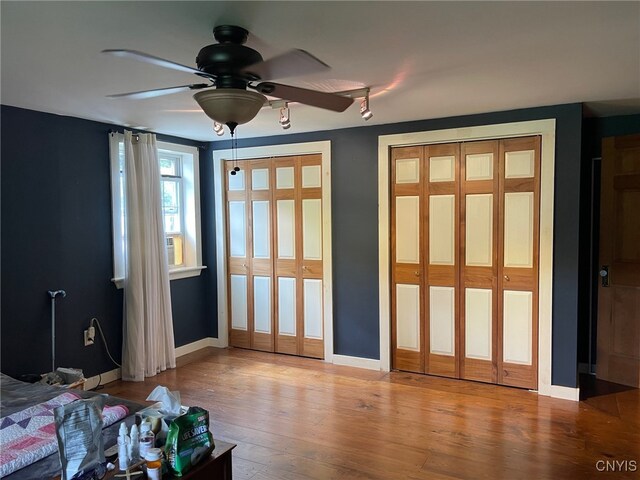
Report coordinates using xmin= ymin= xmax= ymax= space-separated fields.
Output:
xmin=109 ymin=133 xmax=205 ymax=288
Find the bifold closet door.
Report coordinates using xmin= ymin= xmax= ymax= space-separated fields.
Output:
xmin=424 ymin=143 xmax=460 ymax=378
xmin=391 ymin=137 xmax=540 ymax=389
xmin=497 ymin=137 xmax=540 ymax=389
xmin=391 ymin=146 xmax=425 ymax=373
xmin=226 ymin=160 xmax=275 ymax=352
xmin=391 ymin=144 xmax=460 ymax=376
xmin=459 ymin=137 xmax=540 ymax=389
xmin=460 ymin=141 xmax=500 ymax=384
xmin=273 ymin=155 xmax=324 ymax=358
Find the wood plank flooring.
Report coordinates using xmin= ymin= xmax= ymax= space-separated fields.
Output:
xmin=101 ymin=348 xmax=640 ymax=479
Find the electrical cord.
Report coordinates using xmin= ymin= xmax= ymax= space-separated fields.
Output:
xmin=87 ymin=317 xmax=121 ymax=391
xmin=90 ymin=317 xmax=121 ymax=368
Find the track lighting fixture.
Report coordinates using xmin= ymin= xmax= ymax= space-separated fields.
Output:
xmin=210 ymin=86 xmax=374 ymax=136
xmin=213 ymin=121 xmax=225 ymax=136
xmin=360 ymin=89 xmax=373 ymax=121
xmin=279 ymin=104 xmax=291 ymax=130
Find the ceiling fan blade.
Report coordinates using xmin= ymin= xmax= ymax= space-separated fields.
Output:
xmin=102 ymin=49 xmax=213 ymax=78
xmin=242 ymin=49 xmax=330 ymax=81
xmin=107 ymin=84 xmax=210 ymax=100
xmin=253 ymin=82 xmax=354 ymax=112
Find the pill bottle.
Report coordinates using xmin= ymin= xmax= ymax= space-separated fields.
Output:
xmin=139 ymin=421 xmax=155 ymax=459
xmin=145 ymin=448 xmax=162 ymax=480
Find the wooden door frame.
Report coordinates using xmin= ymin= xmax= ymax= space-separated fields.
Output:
xmin=213 ymin=141 xmax=334 ymax=363
xmin=378 ymin=119 xmax=579 ymax=401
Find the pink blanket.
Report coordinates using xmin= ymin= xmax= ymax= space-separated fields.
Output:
xmin=0 ymin=392 xmax=129 ymax=477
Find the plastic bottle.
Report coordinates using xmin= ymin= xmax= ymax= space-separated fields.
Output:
xmin=117 ymin=423 xmax=130 ymax=471
xmin=145 ymin=448 xmax=163 ymax=480
xmin=128 ymin=424 xmax=139 ymax=462
xmin=139 ymin=421 xmax=155 ymax=459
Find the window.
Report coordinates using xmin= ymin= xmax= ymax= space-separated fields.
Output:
xmin=109 ymin=134 xmax=205 ymax=288
xmin=160 ymin=153 xmax=184 ymax=267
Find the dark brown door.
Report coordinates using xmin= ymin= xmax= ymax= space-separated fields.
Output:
xmin=597 ymin=134 xmax=640 ymax=388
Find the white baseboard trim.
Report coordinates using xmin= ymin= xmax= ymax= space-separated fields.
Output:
xmin=548 ymin=385 xmax=581 ymax=402
xmin=174 ymin=337 xmax=225 ymax=357
xmin=332 ymin=354 xmax=381 ymax=371
xmin=84 ymin=367 xmax=121 ymax=391
xmin=85 ymin=337 xmax=226 ymax=388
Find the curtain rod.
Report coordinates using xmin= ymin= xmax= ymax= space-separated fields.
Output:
xmin=108 ymin=129 xmax=207 ymax=149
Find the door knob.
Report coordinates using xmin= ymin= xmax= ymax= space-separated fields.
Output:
xmin=414 ymin=271 xmax=420 ymax=277
xmin=504 ymin=275 xmax=510 ymax=281
xmin=600 ymin=265 xmax=609 ymax=287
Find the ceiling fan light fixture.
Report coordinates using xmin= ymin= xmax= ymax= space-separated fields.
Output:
xmin=194 ymin=88 xmax=266 ymax=125
xmin=279 ymin=104 xmax=291 ymax=130
xmin=360 ymin=89 xmax=373 ymax=121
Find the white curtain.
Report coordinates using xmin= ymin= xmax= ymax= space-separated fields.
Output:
xmin=121 ymin=131 xmax=176 ymax=381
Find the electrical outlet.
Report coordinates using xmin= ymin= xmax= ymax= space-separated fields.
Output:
xmin=84 ymin=326 xmax=95 ymax=346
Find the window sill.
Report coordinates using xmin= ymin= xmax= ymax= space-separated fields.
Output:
xmin=111 ymin=265 xmax=207 ymax=289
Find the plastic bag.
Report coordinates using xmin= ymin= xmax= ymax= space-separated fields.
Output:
xmin=54 ymin=396 xmax=106 ymax=480
xmin=165 ymin=407 xmax=214 ymax=477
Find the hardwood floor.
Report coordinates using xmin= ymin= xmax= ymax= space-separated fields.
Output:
xmin=101 ymin=348 xmax=640 ymax=480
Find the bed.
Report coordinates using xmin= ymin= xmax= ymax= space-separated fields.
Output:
xmin=0 ymin=373 xmax=145 ymax=480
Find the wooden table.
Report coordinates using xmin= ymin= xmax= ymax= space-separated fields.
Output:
xmin=178 ymin=439 xmax=235 ymax=479
xmin=53 ymin=439 xmax=236 ymax=480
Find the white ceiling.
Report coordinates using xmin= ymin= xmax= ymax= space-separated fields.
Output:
xmin=2 ymin=2 xmax=639 ymax=142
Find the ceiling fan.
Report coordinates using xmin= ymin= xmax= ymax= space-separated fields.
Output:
xmin=103 ymin=25 xmax=354 ymax=133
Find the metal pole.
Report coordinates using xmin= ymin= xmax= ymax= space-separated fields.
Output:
xmin=47 ymin=290 xmax=66 ymax=372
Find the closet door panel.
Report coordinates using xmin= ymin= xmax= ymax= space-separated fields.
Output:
xmin=230 ymin=275 xmax=248 ymax=331
xmin=391 ymin=146 xmax=424 ymax=373
xmin=300 ymin=155 xmax=324 ymax=358
xmin=396 ymin=284 xmax=422 ymax=351
xmin=253 ymin=276 xmax=272 ymax=337
xmin=226 ymin=163 xmax=252 ymax=349
xmin=275 ymin=276 xmax=297 ymax=355
xmin=396 ymin=196 xmax=421 ymax=263
xmin=460 ymin=141 xmax=499 ymax=384
xmin=424 ymin=143 xmax=459 ymax=378
xmin=497 ymin=137 xmax=540 ymax=389
xmin=274 ymin=157 xmax=300 ymax=354
xmin=248 ymin=160 xmax=275 ymax=352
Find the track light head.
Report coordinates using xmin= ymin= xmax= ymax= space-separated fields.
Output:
xmin=279 ymin=105 xmax=291 ymax=130
xmin=360 ymin=93 xmax=373 ymax=121
xmin=213 ymin=121 xmax=225 ymax=136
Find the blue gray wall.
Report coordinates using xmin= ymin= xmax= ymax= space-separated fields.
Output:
xmin=2 ymin=102 xmax=584 ymax=388
xmin=0 ymin=105 xmax=217 ymax=378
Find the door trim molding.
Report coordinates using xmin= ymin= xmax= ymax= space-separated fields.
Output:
xmin=378 ymin=119 xmax=567 ymax=398
xmin=213 ymin=141 xmax=334 ymax=363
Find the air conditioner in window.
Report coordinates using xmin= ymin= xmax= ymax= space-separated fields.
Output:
xmin=166 ymin=237 xmax=176 ymax=266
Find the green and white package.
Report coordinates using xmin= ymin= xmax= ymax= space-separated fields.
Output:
xmin=165 ymin=407 xmax=214 ymax=476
